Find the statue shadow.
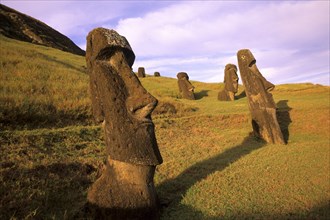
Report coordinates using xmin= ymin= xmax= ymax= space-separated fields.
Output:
xmin=235 ymin=90 xmax=246 ymax=100
xmin=157 ymin=134 xmax=266 ymax=211
xmin=194 ymin=90 xmax=209 ymax=100
xmin=276 ymin=100 xmax=292 ymax=144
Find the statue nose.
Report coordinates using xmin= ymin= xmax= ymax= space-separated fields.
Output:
xmin=263 ymin=80 xmax=275 ymax=92
xmin=126 ymin=92 xmax=158 ymax=119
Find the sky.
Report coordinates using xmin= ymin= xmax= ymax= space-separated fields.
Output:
xmin=2 ymin=0 xmax=330 ymax=85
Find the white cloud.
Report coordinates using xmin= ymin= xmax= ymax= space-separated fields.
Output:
xmin=2 ymin=0 xmax=329 ymax=85
xmin=116 ymin=1 xmax=329 ymax=85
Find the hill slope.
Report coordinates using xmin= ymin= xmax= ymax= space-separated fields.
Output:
xmin=0 ymin=4 xmax=85 ymax=56
xmin=0 ymin=35 xmax=329 ymax=219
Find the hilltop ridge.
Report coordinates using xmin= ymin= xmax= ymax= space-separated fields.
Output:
xmin=0 ymin=4 xmax=85 ymax=56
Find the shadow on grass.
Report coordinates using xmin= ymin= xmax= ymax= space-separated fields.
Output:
xmin=157 ymin=134 xmax=266 ymax=214
xmin=235 ymin=90 xmax=246 ymax=100
xmin=194 ymin=90 xmax=209 ymax=100
xmin=0 ymin=162 xmax=96 ymax=219
xmin=276 ymin=100 xmax=292 ymax=144
xmin=0 ymin=103 xmax=92 ymax=130
xmin=158 ymin=131 xmax=328 ymax=219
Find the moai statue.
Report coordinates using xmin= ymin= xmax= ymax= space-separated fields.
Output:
xmin=237 ymin=49 xmax=285 ymax=144
xmin=86 ymin=28 xmax=163 ymax=219
xmin=138 ymin=67 xmax=146 ymax=77
xmin=154 ymin=72 xmax=160 ymax=77
xmin=218 ymin=64 xmax=239 ymax=101
xmin=177 ymin=72 xmax=195 ymax=100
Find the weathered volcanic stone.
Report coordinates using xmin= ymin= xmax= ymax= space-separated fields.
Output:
xmin=177 ymin=72 xmax=195 ymax=100
xmin=138 ymin=67 xmax=146 ymax=77
xmin=218 ymin=64 xmax=239 ymax=101
xmin=86 ymin=27 xmax=163 ymax=219
xmin=154 ymin=72 xmax=160 ymax=77
xmin=237 ymin=49 xmax=285 ymax=144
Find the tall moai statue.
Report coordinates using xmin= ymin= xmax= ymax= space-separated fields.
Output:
xmin=218 ymin=64 xmax=239 ymax=101
xmin=86 ymin=28 xmax=163 ymax=219
xmin=177 ymin=72 xmax=195 ymax=100
xmin=138 ymin=67 xmax=146 ymax=77
xmin=237 ymin=49 xmax=285 ymax=144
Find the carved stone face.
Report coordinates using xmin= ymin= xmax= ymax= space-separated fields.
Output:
xmin=237 ymin=50 xmax=274 ymax=93
xmin=224 ymin=64 xmax=239 ymax=93
xmin=177 ymin=72 xmax=195 ymax=100
xmin=237 ymin=49 xmax=276 ymax=108
xmin=86 ymin=28 xmax=162 ymax=165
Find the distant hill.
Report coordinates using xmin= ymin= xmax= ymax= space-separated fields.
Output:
xmin=0 ymin=4 xmax=85 ymax=56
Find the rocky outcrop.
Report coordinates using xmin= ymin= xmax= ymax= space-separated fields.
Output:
xmin=0 ymin=4 xmax=85 ymax=56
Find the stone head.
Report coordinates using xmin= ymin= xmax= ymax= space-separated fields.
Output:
xmin=177 ymin=72 xmax=195 ymax=100
xmin=224 ymin=63 xmax=239 ymax=93
xmin=237 ymin=49 xmax=274 ymax=92
xmin=86 ymin=28 xmax=135 ymax=70
xmin=138 ymin=67 xmax=146 ymax=78
xmin=86 ymin=28 xmax=162 ymax=165
xmin=177 ymin=72 xmax=189 ymax=81
xmin=237 ymin=49 xmax=284 ymax=144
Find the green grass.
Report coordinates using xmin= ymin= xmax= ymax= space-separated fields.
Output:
xmin=0 ymin=35 xmax=90 ymax=130
xmin=0 ymin=35 xmax=329 ymax=219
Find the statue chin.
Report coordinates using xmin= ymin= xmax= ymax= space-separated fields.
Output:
xmin=86 ymin=158 xmax=160 ymax=219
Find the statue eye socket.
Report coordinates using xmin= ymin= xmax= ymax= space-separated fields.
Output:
xmin=249 ymin=60 xmax=256 ymax=67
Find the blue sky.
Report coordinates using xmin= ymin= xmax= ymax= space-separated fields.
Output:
xmin=3 ymin=0 xmax=330 ymax=85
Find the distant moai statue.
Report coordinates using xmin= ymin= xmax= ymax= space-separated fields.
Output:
xmin=86 ymin=28 xmax=163 ymax=219
xmin=218 ymin=64 xmax=239 ymax=101
xmin=177 ymin=72 xmax=195 ymax=100
xmin=154 ymin=72 xmax=160 ymax=77
xmin=138 ymin=67 xmax=146 ymax=77
xmin=237 ymin=49 xmax=285 ymax=144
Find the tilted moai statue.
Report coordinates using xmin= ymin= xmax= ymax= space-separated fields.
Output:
xmin=86 ymin=28 xmax=163 ymax=219
xmin=154 ymin=72 xmax=160 ymax=77
xmin=177 ymin=72 xmax=195 ymax=100
xmin=138 ymin=67 xmax=146 ymax=77
xmin=218 ymin=64 xmax=239 ymax=101
xmin=237 ymin=49 xmax=285 ymax=144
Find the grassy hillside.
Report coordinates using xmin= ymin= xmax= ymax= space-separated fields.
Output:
xmin=0 ymin=35 xmax=329 ymax=219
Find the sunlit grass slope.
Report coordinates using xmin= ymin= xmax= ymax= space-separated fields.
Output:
xmin=0 ymin=35 xmax=90 ymax=129
xmin=0 ymin=35 xmax=329 ymax=219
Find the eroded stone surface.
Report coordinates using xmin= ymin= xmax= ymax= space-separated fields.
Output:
xmin=237 ymin=49 xmax=285 ymax=144
xmin=218 ymin=64 xmax=239 ymax=101
xmin=86 ymin=27 xmax=162 ymax=219
xmin=154 ymin=72 xmax=160 ymax=77
xmin=177 ymin=72 xmax=195 ymax=100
